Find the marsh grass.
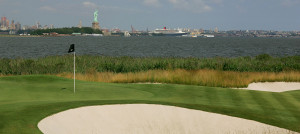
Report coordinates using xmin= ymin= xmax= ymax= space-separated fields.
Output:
xmin=1 ymin=55 xmax=300 ymax=87
xmin=57 ymin=69 xmax=300 ymax=88
xmin=0 ymin=55 xmax=299 ymax=75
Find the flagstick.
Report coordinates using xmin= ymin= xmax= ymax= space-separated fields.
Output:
xmin=74 ymin=52 xmax=76 ymax=94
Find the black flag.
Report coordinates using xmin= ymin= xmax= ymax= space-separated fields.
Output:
xmin=68 ymin=44 xmax=75 ymax=53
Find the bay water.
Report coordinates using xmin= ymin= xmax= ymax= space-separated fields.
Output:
xmin=0 ymin=36 xmax=299 ymax=59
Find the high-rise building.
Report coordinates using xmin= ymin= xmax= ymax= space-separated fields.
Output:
xmin=10 ymin=20 xmax=15 ymax=30
xmin=1 ymin=17 xmax=7 ymax=28
xmin=6 ymin=19 xmax=9 ymax=28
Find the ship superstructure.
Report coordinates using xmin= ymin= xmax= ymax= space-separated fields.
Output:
xmin=151 ymin=27 xmax=188 ymax=36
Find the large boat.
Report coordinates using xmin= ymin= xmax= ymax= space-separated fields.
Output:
xmin=151 ymin=27 xmax=188 ymax=36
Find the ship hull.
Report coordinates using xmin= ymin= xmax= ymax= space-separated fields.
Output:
xmin=151 ymin=32 xmax=188 ymax=36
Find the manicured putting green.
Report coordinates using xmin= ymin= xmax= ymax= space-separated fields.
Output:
xmin=0 ymin=75 xmax=299 ymax=133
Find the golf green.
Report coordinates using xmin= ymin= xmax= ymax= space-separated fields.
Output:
xmin=0 ymin=75 xmax=299 ymax=133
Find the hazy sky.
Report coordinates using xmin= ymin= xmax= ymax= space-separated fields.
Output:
xmin=0 ymin=0 xmax=299 ymax=31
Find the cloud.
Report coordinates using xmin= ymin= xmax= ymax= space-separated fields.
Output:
xmin=39 ymin=6 xmax=56 ymax=12
xmin=143 ymin=0 xmax=161 ymax=7
xmin=167 ymin=0 xmax=212 ymax=13
xmin=83 ymin=1 xmax=99 ymax=9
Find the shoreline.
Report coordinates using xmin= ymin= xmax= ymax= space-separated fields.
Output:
xmin=0 ymin=35 xmax=41 ymax=37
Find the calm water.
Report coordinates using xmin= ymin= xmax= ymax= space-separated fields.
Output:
xmin=0 ymin=36 xmax=299 ymax=59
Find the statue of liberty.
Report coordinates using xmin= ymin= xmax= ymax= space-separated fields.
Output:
xmin=92 ymin=9 xmax=101 ymax=30
xmin=94 ymin=10 xmax=98 ymax=22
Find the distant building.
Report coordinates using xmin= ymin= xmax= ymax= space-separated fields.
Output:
xmin=6 ymin=19 xmax=9 ymax=28
xmin=1 ymin=17 xmax=7 ymax=28
xmin=15 ymin=22 xmax=21 ymax=31
xmin=78 ymin=20 xmax=82 ymax=28
xmin=49 ymin=24 xmax=54 ymax=29
xmin=43 ymin=25 xmax=48 ymax=29
xmin=0 ymin=17 xmax=22 ymax=32
xmin=35 ymin=22 xmax=42 ymax=29
xmin=22 ymin=25 xmax=30 ymax=30
xmin=0 ymin=17 xmax=10 ymax=30
xmin=10 ymin=20 xmax=15 ymax=30
xmin=200 ymin=28 xmax=204 ymax=33
xmin=214 ymin=27 xmax=218 ymax=33
xmin=32 ymin=25 xmax=38 ymax=30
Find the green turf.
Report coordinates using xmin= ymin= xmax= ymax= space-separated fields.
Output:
xmin=0 ymin=75 xmax=299 ymax=133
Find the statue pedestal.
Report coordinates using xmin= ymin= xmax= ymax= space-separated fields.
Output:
xmin=92 ymin=22 xmax=101 ymax=30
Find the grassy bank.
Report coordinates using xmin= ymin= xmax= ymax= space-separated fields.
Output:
xmin=0 ymin=75 xmax=299 ymax=133
xmin=1 ymin=55 xmax=299 ymax=87
xmin=0 ymin=55 xmax=299 ymax=75
xmin=58 ymin=69 xmax=300 ymax=88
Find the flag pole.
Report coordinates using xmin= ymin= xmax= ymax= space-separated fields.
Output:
xmin=68 ymin=44 xmax=75 ymax=94
xmin=74 ymin=51 xmax=76 ymax=94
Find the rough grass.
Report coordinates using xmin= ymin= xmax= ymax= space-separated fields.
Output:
xmin=57 ymin=69 xmax=300 ymax=88
xmin=0 ymin=75 xmax=299 ymax=133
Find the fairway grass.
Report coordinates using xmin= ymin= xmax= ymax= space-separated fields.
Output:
xmin=0 ymin=75 xmax=300 ymax=133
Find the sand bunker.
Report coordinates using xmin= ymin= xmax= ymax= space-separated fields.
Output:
xmin=38 ymin=104 xmax=298 ymax=134
xmin=240 ymin=82 xmax=300 ymax=92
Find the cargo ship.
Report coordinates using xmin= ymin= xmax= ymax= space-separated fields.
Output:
xmin=151 ymin=27 xmax=188 ymax=36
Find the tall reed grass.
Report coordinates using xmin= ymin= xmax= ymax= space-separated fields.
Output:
xmin=57 ymin=69 xmax=300 ymax=88
xmin=2 ymin=55 xmax=299 ymax=87
xmin=0 ymin=54 xmax=299 ymax=75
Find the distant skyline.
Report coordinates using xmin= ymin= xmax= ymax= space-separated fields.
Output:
xmin=0 ymin=0 xmax=300 ymax=31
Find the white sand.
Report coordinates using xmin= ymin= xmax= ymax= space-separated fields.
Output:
xmin=38 ymin=104 xmax=298 ymax=134
xmin=239 ymin=82 xmax=300 ymax=92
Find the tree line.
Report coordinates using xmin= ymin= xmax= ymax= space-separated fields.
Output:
xmin=30 ymin=27 xmax=102 ymax=35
